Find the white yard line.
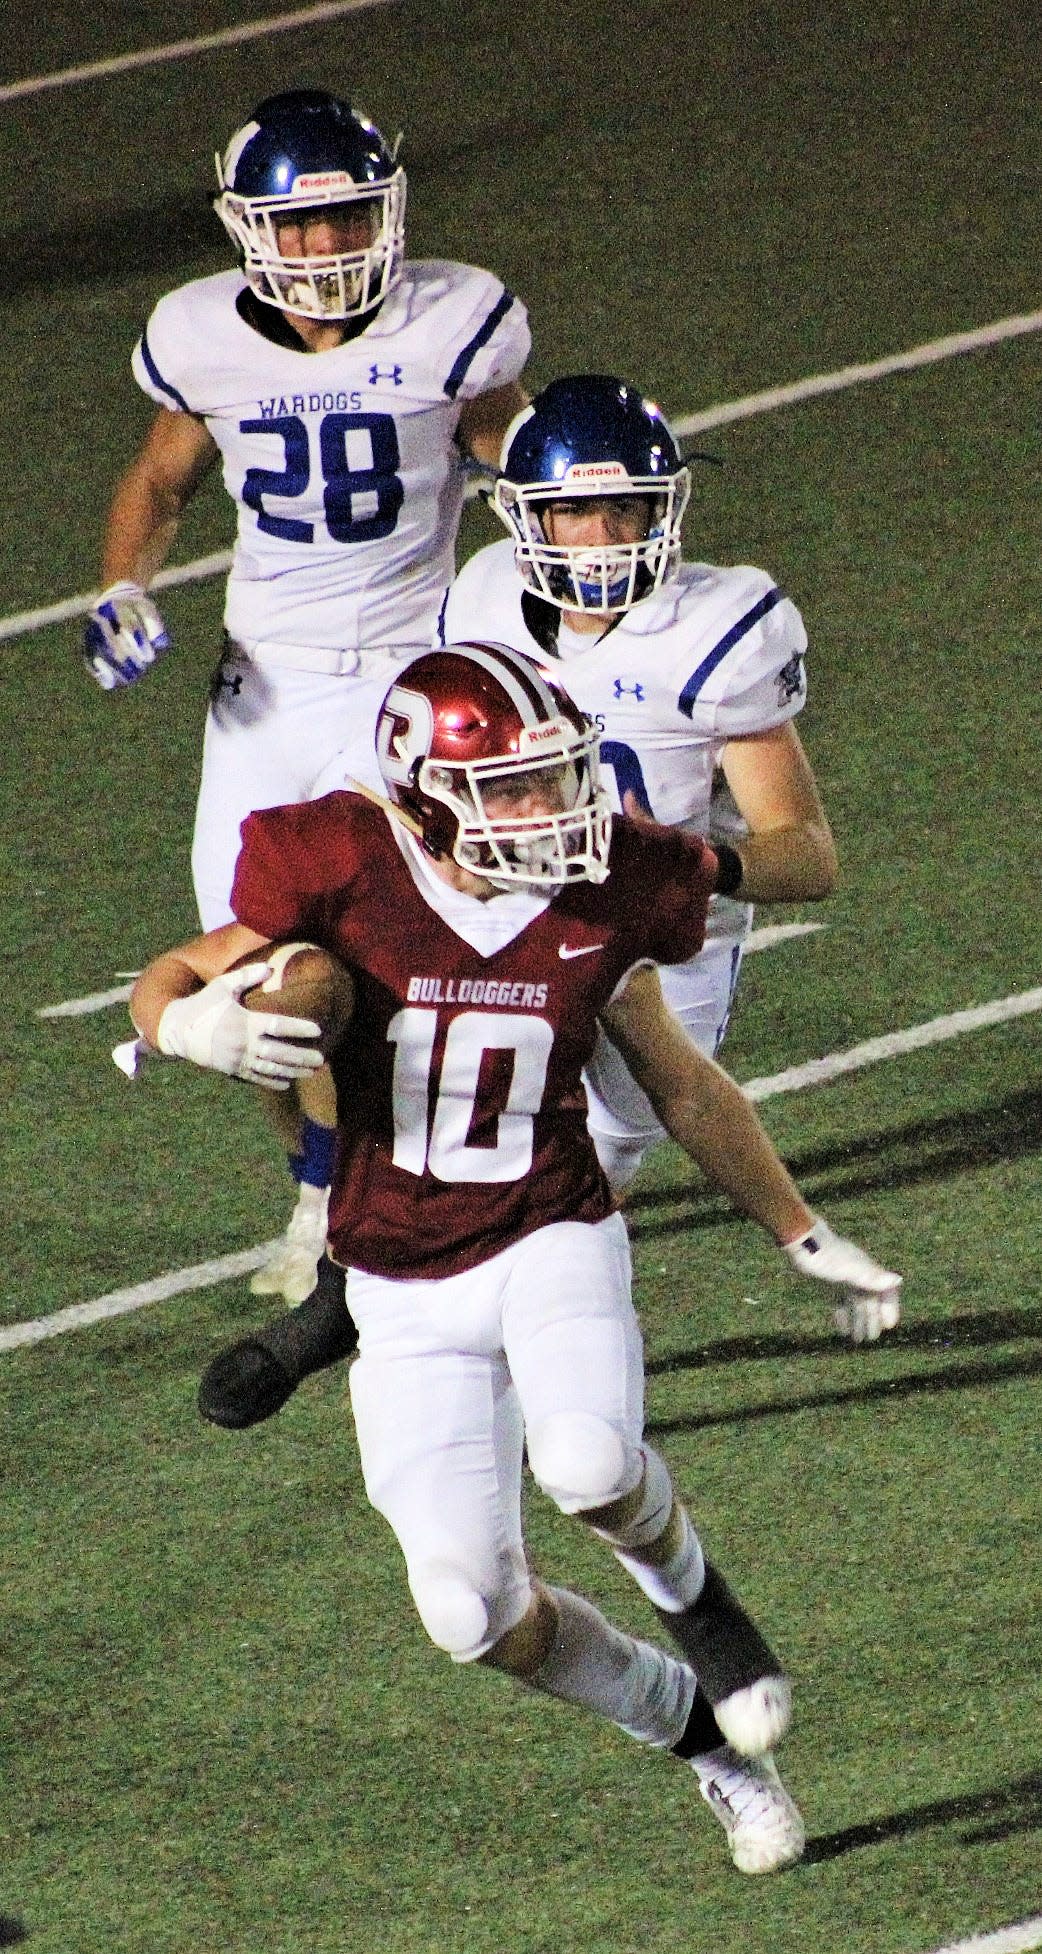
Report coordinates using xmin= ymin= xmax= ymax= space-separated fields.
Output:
xmin=4 ymin=307 xmax=1042 ymax=643
xmin=0 ymin=551 xmax=234 ymax=642
xmin=0 ymin=1244 xmax=282 ymax=1352
xmin=928 ymin=1917 xmax=1042 ymax=1954
xmin=34 ymin=923 xmax=825 ymax=1020
xmin=744 ymin=921 xmax=824 ymax=953
xmin=9 ymin=979 xmax=1042 ymax=1350
xmin=0 ymin=1 xmax=395 ymax=105
xmin=38 ymin=983 xmax=134 ymax=1020
xmin=741 ymin=985 xmax=1042 ymax=1100
xmin=673 ymin=308 xmax=1042 ymax=435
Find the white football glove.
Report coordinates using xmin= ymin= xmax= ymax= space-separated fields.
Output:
xmin=155 ymin=964 xmax=323 ymax=1089
xmin=83 ymin=581 xmax=171 ymax=689
xmin=782 ymin=1217 xmax=902 ymax=1344
xmin=112 ymin=1034 xmax=156 ymax=1079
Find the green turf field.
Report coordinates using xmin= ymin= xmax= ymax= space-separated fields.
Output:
xmin=2 ymin=2 xmax=1041 ymax=1949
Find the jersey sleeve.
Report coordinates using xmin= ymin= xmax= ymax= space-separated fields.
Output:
xmin=435 ymin=559 xmax=476 ymax=645
xmin=710 ymin=592 xmax=809 ymax=736
xmin=130 ymin=287 xmax=199 ymax=415
xmin=437 ymin=540 xmax=514 ymax=644
xmin=673 ymin=571 xmax=809 ymax=736
xmin=229 ymin=804 xmax=318 ymax=940
xmin=438 ymin=267 xmax=531 ymax=401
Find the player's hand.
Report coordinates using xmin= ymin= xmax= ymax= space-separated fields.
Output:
xmin=155 ymin=965 xmax=324 ymax=1088
xmin=621 ymin=790 xmax=723 ymax=885
xmin=782 ymin=1217 xmax=902 ymax=1343
xmin=83 ymin=581 xmax=171 ymax=689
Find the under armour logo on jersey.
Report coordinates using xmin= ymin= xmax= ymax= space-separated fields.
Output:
xmin=369 ymin=364 xmax=404 ymax=386
xmin=613 ymin=678 xmax=646 ymax=702
xmin=776 ymin=652 xmax=805 ymax=705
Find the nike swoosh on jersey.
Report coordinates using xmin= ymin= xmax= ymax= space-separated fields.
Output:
xmin=558 ymin=942 xmax=606 ymax=959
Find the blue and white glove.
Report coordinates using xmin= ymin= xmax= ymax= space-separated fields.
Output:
xmin=83 ymin=581 xmax=171 ymax=690
xmin=783 ymin=1218 xmax=902 ymax=1343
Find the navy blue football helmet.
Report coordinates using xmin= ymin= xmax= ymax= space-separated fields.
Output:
xmin=494 ymin=375 xmax=690 ymax=612
xmin=214 ymin=89 xmax=406 ymax=320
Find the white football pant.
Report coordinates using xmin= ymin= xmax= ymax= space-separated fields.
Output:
xmin=584 ymin=938 xmax=744 ymax=1192
xmin=346 ymin=1213 xmax=644 ymax=1662
xmin=191 ymin=645 xmax=396 ymax=929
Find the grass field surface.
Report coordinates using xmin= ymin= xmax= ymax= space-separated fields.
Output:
xmin=2 ymin=2 xmax=1040 ymax=1948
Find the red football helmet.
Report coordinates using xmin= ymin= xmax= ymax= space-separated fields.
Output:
xmin=375 ymin=641 xmax=610 ymax=888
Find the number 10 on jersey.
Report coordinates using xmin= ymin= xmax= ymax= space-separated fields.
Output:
xmin=387 ymin=1008 xmax=554 ymax=1183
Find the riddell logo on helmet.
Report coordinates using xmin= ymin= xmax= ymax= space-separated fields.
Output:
xmin=520 ymin=719 xmax=567 ymax=748
xmin=294 ymin=171 xmax=356 ymax=193
xmin=564 ymin=462 xmax=629 ymax=483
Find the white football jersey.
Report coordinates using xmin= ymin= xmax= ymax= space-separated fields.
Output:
xmin=440 ymin=540 xmax=807 ymax=821
xmin=438 ymin=539 xmax=809 ymax=941
xmin=133 ymin=263 xmax=530 ymax=654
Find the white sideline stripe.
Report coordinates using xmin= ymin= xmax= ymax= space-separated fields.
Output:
xmin=929 ymin=1917 xmax=1042 ymax=1954
xmin=0 ymin=1244 xmax=283 ymax=1351
xmin=743 ymin=985 xmax=1042 ymax=1101
xmin=0 ymin=1 xmax=395 ymax=104
xmin=9 ymin=979 xmax=1042 ymax=1350
xmin=38 ymin=983 xmax=133 ymax=1019
xmin=674 ymin=308 xmax=1042 ymax=435
xmin=4 ymin=306 xmax=1042 ymax=644
xmin=744 ymin=921 xmax=824 ymax=953
xmin=37 ymin=923 xmax=823 ymax=1019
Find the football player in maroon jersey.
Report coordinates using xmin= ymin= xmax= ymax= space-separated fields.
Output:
xmin=126 ymin=641 xmax=900 ymax=1875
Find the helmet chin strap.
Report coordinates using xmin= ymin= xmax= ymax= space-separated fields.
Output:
xmin=345 ymin=776 xmax=425 ymax=837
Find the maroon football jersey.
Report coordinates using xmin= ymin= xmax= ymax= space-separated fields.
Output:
xmin=232 ymin=796 xmax=715 ymax=1278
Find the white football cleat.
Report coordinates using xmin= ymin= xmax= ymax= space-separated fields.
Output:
xmin=250 ymin=1184 xmax=330 ymax=1304
xmin=695 ymin=1746 xmax=806 ymax=1875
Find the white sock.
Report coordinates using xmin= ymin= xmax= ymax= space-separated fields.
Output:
xmin=530 ymin=1587 xmax=695 ymax=1750
xmin=688 ymin=1742 xmax=748 ymax=1789
xmin=591 ymin=1446 xmax=707 ymax=1613
xmin=615 ymin=1506 xmax=706 ymax=1613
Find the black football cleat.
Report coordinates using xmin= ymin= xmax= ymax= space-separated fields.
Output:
xmin=198 ymin=1254 xmax=359 ymax=1429
xmin=198 ymin=1339 xmax=298 ymax=1428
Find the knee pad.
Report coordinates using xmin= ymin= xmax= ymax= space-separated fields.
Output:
xmin=408 ymin=1561 xmax=491 ymax=1660
xmin=527 ymin=1412 xmax=640 ymax=1514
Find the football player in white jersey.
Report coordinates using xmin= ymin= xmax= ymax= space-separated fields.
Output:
xmin=86 ymin=89 xmax=531 ymax=1300
xmin=437 ymin=374 xmax=839 ymax=1193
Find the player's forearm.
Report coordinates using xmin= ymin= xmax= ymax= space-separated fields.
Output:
xmin=456 ymin=380 xmax=530 ymax=465
xmin=100 ymin=462 xmax=183 ymax=588
xmin=129 ymin=954 xmax=204 ymax=1046
xmin=660 ymin=1064 xmax=813 ymax=1244
xmin=716 ymin=819 xmax=839 ymax=904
